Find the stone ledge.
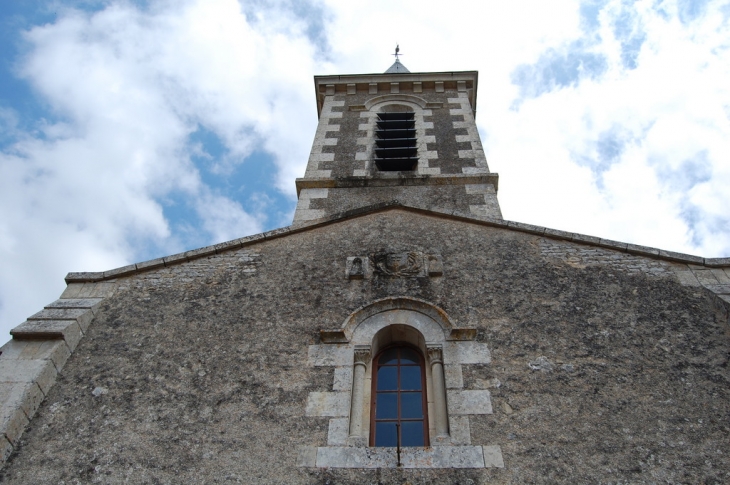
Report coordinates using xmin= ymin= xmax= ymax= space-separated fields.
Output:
xmin=10 ymin=320 xmax=82 ymax=352
xmin=45 ymin=298 xmax=103 ymax=314
xmin=307 ymin=445 xmax=503 ymax=469
xmin=26 ymin=308 xmax=93 ymax=333
xmin=295 ymin=173 xmax=499 ymax=196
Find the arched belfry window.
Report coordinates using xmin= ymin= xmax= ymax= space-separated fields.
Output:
xmin=371 ymin=345 xmax=429 ymax=447
xmin=374 ymin=107 xmax=417 ymax=171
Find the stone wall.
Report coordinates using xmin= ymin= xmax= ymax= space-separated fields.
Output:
xmin=2 ymin=209 xmax=729 ymax=484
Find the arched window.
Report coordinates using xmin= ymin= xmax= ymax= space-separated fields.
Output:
xmin=370 ymin=345 xmax=429 ymax=447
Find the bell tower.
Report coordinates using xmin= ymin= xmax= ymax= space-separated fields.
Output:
xmin=293 ymin=57 xmax=501 ymax=225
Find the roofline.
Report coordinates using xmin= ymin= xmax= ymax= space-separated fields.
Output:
xmin=66 ymin=202 xmax=729 ymax=283
xmin=313 ymin=70 xmax=479 ymax=118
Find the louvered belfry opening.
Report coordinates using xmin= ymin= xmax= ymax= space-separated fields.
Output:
xmin=374 ymin=112 xmax=417 ymax=171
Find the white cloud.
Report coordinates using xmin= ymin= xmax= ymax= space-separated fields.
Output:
xmin=1 ymin=0 xmax=729 ymax=344
xmin=0 ymin=0 xmax=326 ymax=339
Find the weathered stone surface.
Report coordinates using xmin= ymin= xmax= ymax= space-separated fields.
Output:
xmin=308 ymin=344 xmax=352 ymax=367
xmin=0 ymin=340 xmax=71 ymax=372
xmin=315 ymin=445 xmax=491 ymax=468
xmin=305 ymin=392 xmax=349 ymax=417
xmin=0 ymin=402 xmax=28 ymax=446
xmin=0 ymin=359 xmax=57 ymax=395
xmin=332 ymin=366 xmax=352 ymax=391
xmin=10 ymin=320 xmax=82 ymax=351
xmin=482 ymin=445 xmax=504 ymax=468
xmin=45 ymin=298 xmax=103 ymax=311
xmin=445 ymin=341 xmax=491 ymax=364
xmin=448 ymin=390 xmax=493 ymax=415
xmin=326 ymin=417 xmax=349 ymax=446
xmin=26 ymin=308 xmax=93 ymax=333
xmin=2 ymin=210 xmax=729 ymax=484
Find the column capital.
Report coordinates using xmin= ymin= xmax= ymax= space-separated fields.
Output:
xmin=353 ymin=345 xmax=371 ymax=367
xmin=427 ymin=345 xmax=443 ymax=366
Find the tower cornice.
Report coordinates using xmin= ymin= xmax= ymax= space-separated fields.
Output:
xmin=313 ymin=71 xmax=478 ymax=117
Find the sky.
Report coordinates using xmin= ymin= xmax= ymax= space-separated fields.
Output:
xmin=0 ymin=0 xmax=729 ymax=343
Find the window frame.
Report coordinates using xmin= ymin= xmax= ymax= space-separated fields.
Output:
xmin=369 ymin=343 xmax=430 ymax=447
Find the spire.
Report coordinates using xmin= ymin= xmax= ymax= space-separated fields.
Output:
xmin=385 ymin=44 xmax=410 ymax=73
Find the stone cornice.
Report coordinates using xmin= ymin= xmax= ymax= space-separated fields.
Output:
xmin=295 ymin=173 xmax=500 ymax=196
xmin=313 ymin=70 xmax=479 ymax=117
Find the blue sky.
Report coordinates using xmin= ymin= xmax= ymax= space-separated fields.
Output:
xmin=1 ymin=0 xmax=729 ymax=342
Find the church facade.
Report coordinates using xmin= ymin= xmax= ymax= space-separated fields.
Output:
xmin=1 ymin=61 xmax=730 ymax=483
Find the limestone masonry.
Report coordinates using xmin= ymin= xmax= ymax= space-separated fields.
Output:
xmin=1 ymin=64 xmax=729 ymax=484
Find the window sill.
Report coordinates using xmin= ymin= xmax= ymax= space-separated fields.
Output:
xmin=297 ymin=444 xmax=504 ymax=469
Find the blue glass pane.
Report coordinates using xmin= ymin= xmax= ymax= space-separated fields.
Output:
xmin=401 ymin=421 xmax=425 ymax=446
xmin=400 ymin=366 xmax=421 ymax=390
xmin=376 ymin=393 xmax=397 ymax=419
xmin=400 ymin=348 xmax=419 ymax=364
xmin=401 ymin=392 xmax=423 ymax=419
xmin=377 ymin=366 xmax=397 ymax=390
xmin=379 ymin=348 xmax=398 ymax=365
xmin=375 ymin=422 xmax=397 ymax=447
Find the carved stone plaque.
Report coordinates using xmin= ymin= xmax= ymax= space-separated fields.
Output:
xmin=371 ymin=251 xmax=426 ymax=277
xmin=345 ymin=251 xmax=443 ymax=279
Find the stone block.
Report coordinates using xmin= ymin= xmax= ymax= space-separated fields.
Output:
xmin=135 ymin=257 xmax=166 ymax=271
xmin=308 ymin=344 xmax=352 ymax=367
xmin=0 ymin=400 xmax=29 ymax=446
xmin=213 ymin=239 xmax=243 ymax=253
xmin=693 ymin=270 xmax=720 ymax=286
xmin=315 ymin=445 xmax=489 ymax=468
xmin=45 ymin=298 xmax=103 ymax=314
xmin=544 ymin=228 xmax=573 ymax=240
xmin=296 ymin=446 xmax=318 ymax=467
xmin=598 ymin=238 xmax=627 ymax=251
xmin=11 ymin=320 xmax=82 ymax=352
xmin=674 ymin=270 xmax=701 ymax=287
xmin=305 ymin=392 xmax=349 ymax=417
xmin=77 ymin=282 xmax=116 ymax=298
xmin=1 ymin=435 xmax=12 ymax=465
xmin=64 ymin=272 xmax=102 ymax=282
xmin=448 ymin=390 xmax=493 ymax=415
xmin=711 ymin=269 xmax=730 ymax=284
xmin=0 ymin=382 xmax=44 ymax=421
xmin=0 ymin=359 xmax=58 ymax=395
xmin=658 ymin=249 xmax=704 ymax=264
xmin=507 ymin=221 xmax=545 ymax=235
xmin=0 ymin=339 xmax=72 ymax=371
xmin=704 ymin=284 xmax=730 ymax=295
xmin=28 ymin=307 xmax=93 ymax=330
xmin=59 ymin=283 xmax=84 ymax=299
xmin=449 ymin=415 xmax=471 ymax=445
xmin=626 ymin=243 xmax=660 ymax=256
xmin=327 ymin=417 xmax=349 ymax=446
xmin=444 ymin=364 xmax=464 ymax=389
xmin=444 ymin=341 xmax=491 ymax=364
xmin=704 ymin=257 xmax=730 ymax=267
xmin=102 ymin=264 xmax=138 ymax=278
xmin=332 ymin=366 xmax=353 ymax=391
xmin=163 ymin=252 xmax=188 ymax=265
xmin=483 ymin=445 xmax=505 ymax=468
xmin=184 ymin=246 xmax=217 ymax=259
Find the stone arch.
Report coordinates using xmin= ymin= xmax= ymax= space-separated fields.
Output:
xmin=364 ymin=94 xmax=429 ymax=111
xmin=339 ymin=297 xmax=458 ymax=343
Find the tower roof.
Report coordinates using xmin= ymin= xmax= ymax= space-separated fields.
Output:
xmin=384 ymin=58 xmax=410 ymax=73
